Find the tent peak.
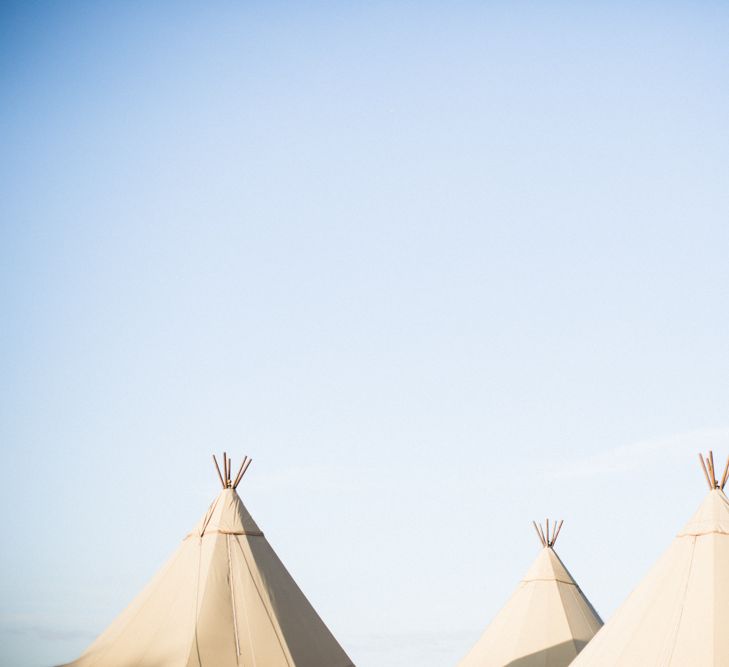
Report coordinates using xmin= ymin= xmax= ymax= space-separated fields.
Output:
xmin=532 ymin=518 xmax=564 ymax=548
xmin=697 ymin=450 xmax=729 ymax=491
xmin=212 ymin=452 xmax=253 ymax=490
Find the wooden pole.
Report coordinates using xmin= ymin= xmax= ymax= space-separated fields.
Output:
xmin=546 ymin=519 xmax=550 ymax=546
xmin=699 ymin=453 xmax=712 ymax=490
xmin=232 ymin=456 xmax=248 ymax=489
xmin=234 ymin=457 xmax=253 ymax=489
xmin=212 ymin=455 xmax=226 ymax=489
xmin=709 ymin=451 xmax=716 ymax=487
xmin=532 ymin=521 xmax=545 ymax=547
xmin=721 ymin=457 xmax=729 ymax=490
xmin=553 ymin=519 xmax=564 ymax=546
xmin=537 ymin=523 xmax=547 ymax=547
xmin=699 ymin=454 xmax=712 ymax=489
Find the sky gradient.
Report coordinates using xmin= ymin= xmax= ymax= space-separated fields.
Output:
xmin=2 ymin=2 xmax=729 ymax=666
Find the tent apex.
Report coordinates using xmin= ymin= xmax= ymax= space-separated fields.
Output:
xmin=532 ymin=518 xmax=564 ymax=548
xmin=698 ymin=451 xmax=729 ymax=491
xmin=212 ymin=453 xmax=253 ymax=490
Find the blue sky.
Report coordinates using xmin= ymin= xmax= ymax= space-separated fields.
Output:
xmin=1 ymin=2 xmax=729 ymax=666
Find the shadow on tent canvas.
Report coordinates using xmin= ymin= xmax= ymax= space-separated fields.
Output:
xmin=505 ymin=640 xmax=589 ymax=667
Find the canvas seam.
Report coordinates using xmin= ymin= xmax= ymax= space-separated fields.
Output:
xmin=664 ymin=536 xmax=697 ymax=665
xmin=233 ymin=535 xmax=294 ymax=667
xmin=226 ymin=534 xmax=242 ymax=661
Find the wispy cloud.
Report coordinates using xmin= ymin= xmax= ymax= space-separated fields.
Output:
xmin=543 ymin=427 xmax=729 ymax=480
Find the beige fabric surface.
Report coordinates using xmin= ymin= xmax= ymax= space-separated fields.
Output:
xmin=571 ymin=488 xmax=729 ymax=666
xmin=457 ymin=546 xmax=602 ymax=667
xmin=65 ymin=489 xmax=354 ymax=667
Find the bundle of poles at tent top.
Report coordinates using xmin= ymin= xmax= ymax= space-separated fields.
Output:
xmin=212 ymin=452 xmax=252 ymax=490
xmin=698 ymin=450 xmax=729 ymax=490
xmin=532 ymin=519 xmax=564 ymax=548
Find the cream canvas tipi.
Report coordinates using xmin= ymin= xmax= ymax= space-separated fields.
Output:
xmin=571 ymin=451 xmax=729 ymax=666
xmin=457 ymin=520 xmax=602 ymax=667
xmin=66 ymin=454 xmax=354 ymax=667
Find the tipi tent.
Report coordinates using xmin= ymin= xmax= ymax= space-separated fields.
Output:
xmin=457 ymin=520 xmax=602 ymax=667
xmin=571 ymin=451 xmax=729 ymax=666
xmin=66 ymin=454 xmax=355 ymax=667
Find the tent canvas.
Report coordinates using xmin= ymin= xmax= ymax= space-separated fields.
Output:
xmin=64 ymin=454 xmax=354 ymax=667
xmin=571 ymin=451 xmax=729 ymax=666
xmin=457 ymin=520 xmax=602 ymax=667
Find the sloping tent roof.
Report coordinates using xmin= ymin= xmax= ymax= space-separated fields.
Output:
xmin=457 ymin=520 xmax=602 ymax=667
xmin=571 ymin=451 xmax=729 ymax=666
xmin=65 ymin=454 xmax=354 ymax=667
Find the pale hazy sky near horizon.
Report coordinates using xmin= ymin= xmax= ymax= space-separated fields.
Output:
xmin=2 ymin=2 xmax=729 ymax=666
